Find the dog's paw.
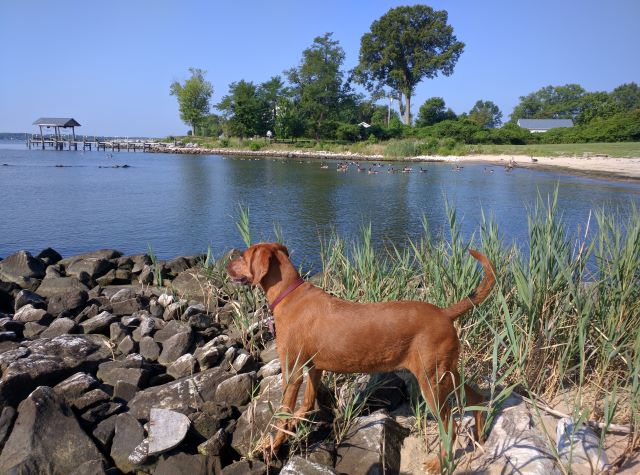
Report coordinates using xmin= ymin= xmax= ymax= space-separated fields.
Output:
xmin=423 ymin=457 xmax=441 ymax=474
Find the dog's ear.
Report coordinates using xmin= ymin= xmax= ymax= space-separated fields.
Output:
xmin=248 ymin=246 xmax=272 ymax=285
xmin=274 ymin=243 xmax=289 ymax=257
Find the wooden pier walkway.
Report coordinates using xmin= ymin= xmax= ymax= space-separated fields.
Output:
xmin=26 ymin=135 xmax=155 ymax=152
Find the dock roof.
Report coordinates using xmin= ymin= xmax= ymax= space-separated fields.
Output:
xmin=33 ymin=118 xmax=81 ymax=127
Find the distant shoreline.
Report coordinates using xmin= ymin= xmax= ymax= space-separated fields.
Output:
xmin=147 ymin=145 xmax=640 ymax=182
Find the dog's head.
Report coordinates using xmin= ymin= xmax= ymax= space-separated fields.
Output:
xmin=226 ymin=242 xmax=290 ymax=287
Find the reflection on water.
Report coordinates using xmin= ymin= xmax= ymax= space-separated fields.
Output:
xmin=1 ymin=145 xmax=639 ymax=270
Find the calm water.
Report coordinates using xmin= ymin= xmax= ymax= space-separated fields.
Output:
xmin=1 ymin=143 xmax=639 ymax=270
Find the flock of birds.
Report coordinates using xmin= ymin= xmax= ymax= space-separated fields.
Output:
xmin=320 ymin=158 xmax=519 ymax=174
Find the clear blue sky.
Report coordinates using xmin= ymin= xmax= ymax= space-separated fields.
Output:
xmin=1 ymin=0 xmax=638 ymax=137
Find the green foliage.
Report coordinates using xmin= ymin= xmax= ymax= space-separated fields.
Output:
xmin=169 ymin=68 xmax=214 ymax=136
xmin=510 ymin=83 xmax=586 ymax=122
xmin=468 ymin=100 xmax=503 ymax=128
xmin=217 ymin=80 xmax=270 ymax=138
xmin=248 ymin=141 xmax=262 ymax=151
xmin=354 ymin=5 xmax=464 ymax=125
xmin=287 ymin=33 xmax=353 ymax=139
xmin=415 ymin=97 xmax=457 ymax=127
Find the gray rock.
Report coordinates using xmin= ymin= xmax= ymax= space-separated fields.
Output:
xmin=557 ymin=417 xmax=610 ymax=472
xmin=75 ymin=303 xmax=100 ymax=323
xmin=65 ymin=258 xmax=114 ymax=280
xmin=154 ymin=320 xmax=191 ymax=343
xmin=96 ymin=269 xmax=117 ymax=286
xmin=188 ymin=313 xmax=215 ymax=330
xmin=0 ymin=386 xmax=105 ymax=474
xmin=335 ymin=410 xmax=408 ymax=475
xmin=171 ymin=268 xmax=211 ymax=304
xmin=194 ymin=340 xmax=222 ymax=370
xmin=0 ymin=331 xmax=17 ymax=342
xmin=231 ymin=351 xmax=255 ymax=373
xmin=0 ymin=334 xmax=112 ymax=406
xmin=0 ymin=250 xmax=46 ymax=288
xmin=167 ymin=353 xmax=196 ymax=378
xmin=127 ymin=367 xmax=231 ymax=419
xmin=14 ymin=289 xmax=46 ymax=312
xmin=472 ymin=395 xmax=560 ymax=474
xmin=163 ymin=300 xmax=187 ymax=321
xmin=149 ymin=299 xmax=164 ymax=317
xmin=214 ymin=372 xmax=255 ymax=407
xmin=183 ymin=303 xmax=206 ymax=318
xmin=58 ymin=249 xmax=122 ymax=267
xmin=130 ymin=254 xmax=152 ymax=273
xmin=118 ymin=335 xmax=136 ymax=355
xmin=157 ymin=293 xmax=174 ymax=308
xmin=281 ymin=456 xmax=337 ymax=475
xmin=133 ymin=316 xmax=156 ymax=341
xmin=221 ymin=459 xmax=267 ymax=475
xmin=140 ymin=336 xmax=161 ymax=361
xmin=110 ymin=321 xmax=128 ymax=344
xmin=154 ymin=452 xmax=212 ymax=475
xmin=141 ymin=408 xmax=191 ymax=459
xmin=36 ymin=247 xmax=62 ymax=266
xmin=0 ymin=406 xmax=17 ymax=453
xmin=111 ymin=297 xmax=144 ymax=316
xmin=81 ymin=310 xmax=117 ymax=334
xmin=259 ymin=340 xmax=279 ymax=363
xmin=53 ymin=372 xmax=98 ymax=401
xmin=81 ymin=401 xmax=124 ymax=424
xmin=165 ymin=256 xmax=191 ymax=276
xmin=13 ymin=303 xmax=51 ymax=323
xmin=0 ymin=317 xmax=24 ymax=335
xmin=198 ymin=428 xmax=227 ymax=456
xmin=138 ymin=265 xmax=154 ymax=284
xmin=158 ymin=331 xmax=194 ymax=366
xmin=113 ymin=380 xmax=138 ymax=402
xmin=69 ymin=459 xmax=107 ymax=475
xmin=23 ymin=321 xmax=47 ymax=338
xmin=40 ymin=317 xmax=78 ymax=338
xmin=258 ymin=359 xmax=281 ymax=378
xmin=73 ymin=388 xmax=111 ymax=411
xmin=232 ymin=374 xmax=308 ymax=456
xmin=47 ymin=289 xmax=88 ymax=316
xmin=97 ymin=355 xmax=148 ymax=388
xmin=45 ymin=264 xmax=63 ymax=278
xmin=110 ymin=287 xmax=137 ymax=303
xmin=111 ymin=412 xmax=145 ymax=473
xmin=36 ymin=276 xmax=90 ymax=298
xmin=93 ymin=413 xmax=119 ymax=450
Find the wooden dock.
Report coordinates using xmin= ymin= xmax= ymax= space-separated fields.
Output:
xmin=26 ymin=135 xmax=155 ymax=152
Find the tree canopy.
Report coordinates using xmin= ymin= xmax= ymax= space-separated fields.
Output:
xmin=354 ymin=5 xmax=464 ymax=125
xmin=287 ymin=33 xmax=353 ymax=139
xmin=217 ymin=80 xmax=270 ymax=138
xmin=415 ymin=97 xmax=457 ymax=127
xmin=509 ymin=84 xmax=586 ymax=122
xmin=170 ymin=68 xmax=214 ymax=136
xmin=468 ymin=100 xmax=503 ymax=128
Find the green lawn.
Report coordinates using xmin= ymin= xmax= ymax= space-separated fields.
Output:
xmin=467 ymin=142 xmax=640 ymax=158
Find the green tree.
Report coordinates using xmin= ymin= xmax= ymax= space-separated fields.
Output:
xmin=509 ymin=84 xmax=586 ymax=122
xmin=217 ymin=80 xmax=270 ymax=138
xmin=415 ymin=97 xmax=457 ymax=127
xmin=611 ymin=82 xmax=640 ymax=111
xmin=274 ymin=97 xmax=305 ymax=140
xmin=468 ymin=100 xmax=502 ymax=128
xmin=354 ymin=5 xmax=464 ymax=125
xmin=257 ymin=76 xmax=286 ymax=133
xmin=287 ymin=33 xmax=351 ymax=139
xmin=169 ymin=68 xmax=214 ymax=136
xmin=575 ymin=92 xmax=620 ymax=125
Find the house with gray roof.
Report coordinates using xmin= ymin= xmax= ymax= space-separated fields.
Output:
xmin=517 ymin=119 xmax=573 ymax=133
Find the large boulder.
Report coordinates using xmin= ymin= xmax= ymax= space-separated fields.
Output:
xmin=0 ymin=250 xmax=46 ymax=288
xmin=0 ymin=386 xmax=105 ymax=474
xmin=335 ymin=410 xmax=408 ymax=475
xmin=66 ymin=258 xmax=114 ymax=281
xmin=281 ymin=456 xmax=337 ymax=475
xmin=232 ymin=374 xmax=308 ymax=456
xmin=36 ymin=247 xmax=62 ymax=266
xmin=47 ymin=289 xmax=88 ymax=316
xmin=58 ymin=249 xmax=122 ymax=267
xmin=110 ymin=412 xmax=144 ymax=474
xmin=36 ymin=276 xmax=90 ymax=298
xmin=14 ymin=289 xmax=46 ymax=312
xmin=0 ymin=335 xmax=112 ymax=406
xmin=127 ymin=367 xmax=231 ymax=419
xmin=170 ymin=268 xmax=212 ymax=304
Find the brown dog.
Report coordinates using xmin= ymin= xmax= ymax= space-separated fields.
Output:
xmin=227 ymin=242 xmax=495 ymax=471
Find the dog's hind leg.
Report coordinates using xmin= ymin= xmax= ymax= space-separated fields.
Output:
xmin=292 ymin=366 xmax=322 ymax=424
xmin=463 ymin=382 xmax=486 ymax=443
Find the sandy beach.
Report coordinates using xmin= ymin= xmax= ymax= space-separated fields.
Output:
xmin=422 ymin=154 xmax=640 ymax=180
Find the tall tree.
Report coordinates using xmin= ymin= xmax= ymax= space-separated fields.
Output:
xmin=509 ymin=84 xmax=586 ymax=122
xmin=468 ymin=100 xmax=502 ymax=128
xmin=287 ymin=32 xmax=350 ymax=139
xmin=170 ymin=68 xmax=214 ymax=136
xmin=257 ymin=76 xmax=286 ymax=133
xmin=416 ymin=97 xmax=457 ymax=127
xmin=354 ymin=5 xmax=464 ymax=125
xmin=217 ymin=80 xmax=269 ymax=138
xmin=611 ymin=82 xmax=640 ymax=111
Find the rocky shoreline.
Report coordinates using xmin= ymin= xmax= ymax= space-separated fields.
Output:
xmin=0 ymin=247 xmax=628 ymax=474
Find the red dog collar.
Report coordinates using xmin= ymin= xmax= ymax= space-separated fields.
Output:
xmin=269 ymin=277 xmax=305 ymax=312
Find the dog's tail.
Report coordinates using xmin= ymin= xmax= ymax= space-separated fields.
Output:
xmin=442 ymin=249 xmax=495 ymax=321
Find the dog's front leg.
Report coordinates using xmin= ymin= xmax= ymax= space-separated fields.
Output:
xmin=266 ymin=367 xmax=305 ymax=453
xmin=291 ymin=366 xmax=322 ymax=427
